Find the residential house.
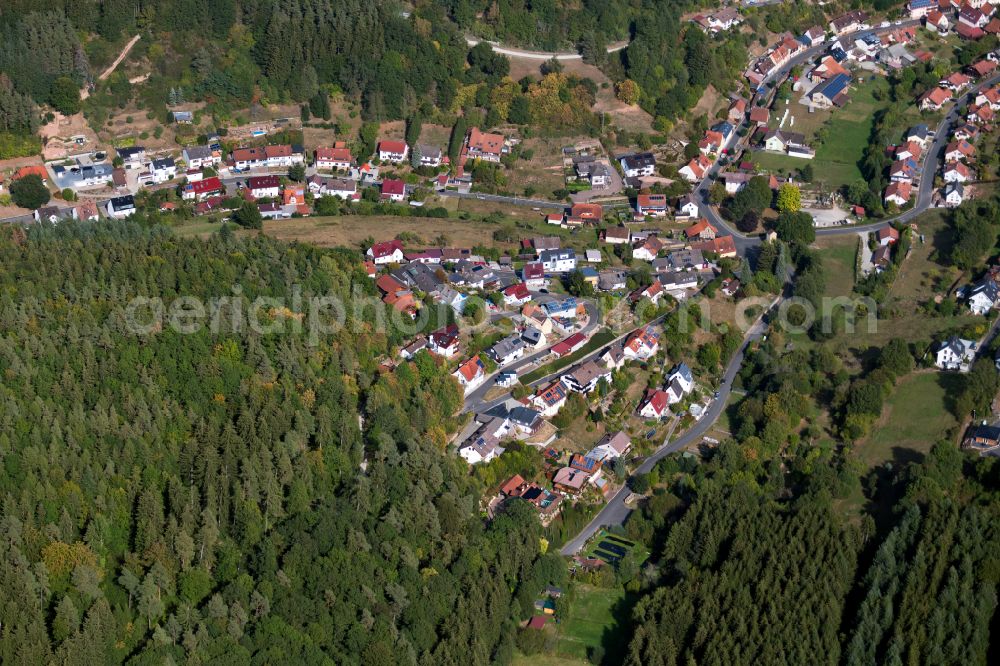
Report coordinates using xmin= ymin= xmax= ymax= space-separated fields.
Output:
xmin=429 ymin=324 xmax=461 ymax=357
xmin=919 ymin=87 xmax=952 ymax=111
xmin=661 ymin=248 xmax=707 ymax=272
xmin=531 ymin=380 xmax=568 ymax=417
xmin=689 ymin=235 xmax=738 ymax=258
xmin=570 ymin=202 xmax=603 ymax=222
xmin=963 ymin=424 xmax=1000 ymax=451
xmin=699 ymin=130 xmax=725 ymax=155
xmin=907 ymin=124 xmax=931 ymax=146
xmin=802 ymin=26 xmax=826 ymax=47
xmin=318 ymin=177 xmax=359 ymax=200
xmin=503 ymin=283 xmax=532 ymax=306
xmin=665 ymin=378 xmax=687 ymax=405
xmin=636 ymin=193 xmax=668 ymax=217
xmin=416 ymin=144 xmax=443 ymax=167
xmin=602 ymin=226 xmax=631 ymax=245
xmin=381 ymin=179 xmax=406 ymax=202
xmin=630 ymin=282 xmax=665 ymax=306
xmin=562 ymin=360 xmax=611 ymax=393
xmin=667 ymin=362 xmax=695 ymax=394
xmin=959 ymin=4 xmax=989 ymax=30
xmin=73 ymin=200 xmax=100 ymax=222
xmin=721 ymin=277 xmax=741 ymax=296
xmin=934 ymin=336 xmax=977 ymax=370
xmin=367 ymin=239 xmax=405 ymax=265
xmin=453 ymin=356 xmax=487 ymax=395
xmin=829 ymin=11 xmax=869 ymax=35
xmin=884 ymin=181 xmax=913 ymax=206
xmin=926 ymin=9 xmax=951 ymax=34
xmin=488 ymin=335 xmax=527 ymax=366
xmin=679 ymin=154 xmax=712 ymax=182
xmin=895 ymin=140 xmax=923 ymax=161
xmin=586 ymin=431 xmax=631 ymax=462
xmin=585 ymin=249 xmax=602 ymax=263
xmin=872 ymin=244 xmax=893 ymax=271
xmin=183 ymin=145 xmax=220 ymax=169
xmin=459 ymin=420 xmax=508 ymax=464
xmin=685 ymin=219 xmax=718 ymax=241
xmin=543 ymin=298 xmax=579 ymax=321
xmin=889 ymin=159 xmax=919 ymax=183
xmin=638 ymin=388 xmax=670 ymax=419
xmin=677 ymin=194 xmax=700 ymax=219
xmin=620 ymin=152 xmax=656 ymax=178
xmin=877 ymin=226 xmax=900 ymax=246
xmin=941 ymin=71 xmax=973 ymax=91
xmin=282 ymin=185 xmax=306 ymax=209
xmin=908 ymin=0 xmax=937 ymax=18
xmin=969 ymin=59 xmax=998 ymax=78
xmin=728 ymin=98 xmax=747 ymax=122
xmin=748 ymin=106 xmax=770 ymax=127
xmin=248 ymin=175 xmax=281 ymax=199
xmin=598 ymin=270 xmax=628 ymax=292
xmin=967 ymin=278 xmax=999 ymax=314
xmin=763 ymin=130 xmax=809 ymax=153
xmin=116 ymin=146 xmax=146 ymax=170
xmin=657 ymin=271 xmax=699 ymax=294
xmin=377 ymin=140 xmax=409 ymax=163
xmin=263 ymin=144 xmax=304 ymax=168
xmin=106 ymin=195 xmax=136 ymax=219
xmin=464 ymin=127 xmax=506 ymax=163
xmin=720 ymin=171 xmax=753 ymax=194
xmin=539 ymin=249 xmax=577 ymax=273
xmin=601 ymin=342 xmax=626 ymax=370
xmin=51 ymin=162 xmax=114 ymax=191
xmin=632 ymin=236 xmax=665 ymax=262
xmin=809 ymin=73 xmax=851 ymax=108
xmin=521 ymin=262 xmax=547 ymax=288
xmin=943 ymin=161 xmax=971 ymax=183
xmin=314 ymin=145 xmax=354 ymax=171
xmin=945 ymin=139 xmax=976 ymax=162
xmin=945 ymin=181 xmax=966 ymax=207
xmin=624 ymin=325 xmax=659 ymax=360
xmin=149 ymin=158 xmax=177 ymax=184
xmin=551 ymin=331 xmax=587 ymax=357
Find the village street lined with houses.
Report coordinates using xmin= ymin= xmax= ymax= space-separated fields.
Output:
xmin=7 ymin=0 xmax=1000 ymax=666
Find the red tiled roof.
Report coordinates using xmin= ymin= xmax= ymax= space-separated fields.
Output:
xmin=381 ymin=179 xmax=406 ymax=196
xmin=571 ymin=202 xmax=603 ymax=219
xmin=369 ymin=239 xmax=404 ymax=259
xmin=378 ymin=140 xmax=407 ymax=155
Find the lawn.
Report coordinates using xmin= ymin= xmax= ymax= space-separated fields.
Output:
xmin=551 ymin=585 xmax=632 ymax=662
xmin=857 ymin=371 xmax=959 ymax=468
xmin=814 ymin=234 xmax=858 ymax=298
xmin=755 ymin=77 xmax=923 ymax=189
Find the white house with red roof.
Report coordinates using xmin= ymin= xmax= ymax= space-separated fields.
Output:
xmin=248 ymin=175 xmax=281 ymax=199
xmin=367 ymin=240 xmax=405 ymax=265
xmin=638 ymin=389 xmax=669 ymax=419
xmin=378 ymin=140 xmax=409 ymax=163
xmin=464 ymin=127 xmax=506 ymax=163
xmin=453 ymin=356 xmax=487 ymax=395
xmin=503 ymin=282 xmax=532 ymax=306
xmin=679 ymin=154 xmax=712 ymax=182
xmin=315 ymin=145 xmax=354 ymax=171
xmin=919 ymin=87 xmax=952 ymax=111
xmin=624 ymin=325 xmax=660 ymax=360
xmin=181 ymin=176 xmax=225 ymax=201
xmin=381 ymin=179 xmax=406 ymax=202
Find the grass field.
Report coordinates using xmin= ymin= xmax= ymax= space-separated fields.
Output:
xmin=551 ymin=586 xmax=632 ymax=662
xmin=857 ymin=371 xmax=959 ymax=468
xmin=814 ymin=234 xmax=858 ymax=298
xmin=756 ymin=77 xmax=922 ymax=189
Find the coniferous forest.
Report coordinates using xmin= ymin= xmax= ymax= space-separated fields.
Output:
xmin=0 ymin=220 xmax=555 ymax=664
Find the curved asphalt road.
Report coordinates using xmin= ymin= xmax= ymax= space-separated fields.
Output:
xmin=559 ymin=297 xmax=777 ymax=555
xmin=464 ymin=36 xmax=628 ymax=61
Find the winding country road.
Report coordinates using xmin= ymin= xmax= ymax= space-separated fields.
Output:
xmin=559 ymin=296 xmax=779 ymax=555
xmin=464 ymin=36 xmax=628 ymax=61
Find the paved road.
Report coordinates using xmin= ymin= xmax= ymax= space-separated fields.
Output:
xmin=559 ymin=297 xmax=777 ymax=555
xmin=693 ymin=24 xmax=999 ymax=252
xmin=464 ymin=36 xmax=628 ymax=61
xmin=464 ymin=297 xmax=603 ymax=412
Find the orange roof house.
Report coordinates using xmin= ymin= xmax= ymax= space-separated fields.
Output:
xmin=14 ymin=165 xmax=48 ymax=181
xmin=684 ymin=219 xmax=718 ymax=240
xmin=570 ymin=202 xmax=603 ymax=221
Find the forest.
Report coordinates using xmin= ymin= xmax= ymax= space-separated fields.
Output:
xmin=0 ymin=219 xmax=564 ymax=664
xmin=619 ymin=423 xmax=1000 ymax=666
